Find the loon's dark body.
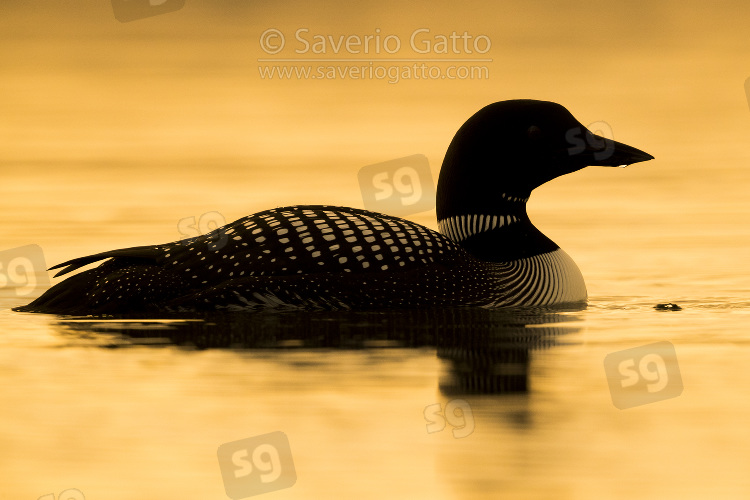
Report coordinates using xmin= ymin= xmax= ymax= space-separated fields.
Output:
xmin=15 ymin=100 xmax=653 ymax=315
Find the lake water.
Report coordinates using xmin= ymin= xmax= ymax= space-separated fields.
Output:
xmin=3 ymin=1 xmax=750 ymax=499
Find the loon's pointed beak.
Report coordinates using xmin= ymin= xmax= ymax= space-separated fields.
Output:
xmin=574 ymin=132 xmax=654 ymax=167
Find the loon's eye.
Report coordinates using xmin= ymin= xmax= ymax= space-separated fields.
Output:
xmin=527 ymin=125 xmax=542 ymax=141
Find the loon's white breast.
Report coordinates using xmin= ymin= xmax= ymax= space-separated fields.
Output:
xmin=485 ymin=248 xmax=587 ymax=307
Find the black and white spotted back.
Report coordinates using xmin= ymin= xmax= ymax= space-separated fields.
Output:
xmin=170 ymin=205 xmax=464 ymax=283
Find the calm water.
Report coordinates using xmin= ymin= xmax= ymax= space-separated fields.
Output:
xmin=3 ymin=1 xmax=750 ymax=499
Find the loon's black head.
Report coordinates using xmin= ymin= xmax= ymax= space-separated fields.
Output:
xmin=436 ymin=99 xmax=654 ymax=220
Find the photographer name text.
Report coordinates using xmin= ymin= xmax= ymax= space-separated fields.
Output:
xmin=260 ymin=28 xmax=492 ymax=57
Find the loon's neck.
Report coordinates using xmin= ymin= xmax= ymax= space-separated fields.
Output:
xmin=437 ymin=192 xmax=558 ymax=262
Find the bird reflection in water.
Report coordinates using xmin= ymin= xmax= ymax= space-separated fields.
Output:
xmin=51 ymin=306 xmax=583 ymax=396
xmin=436 ymin=308 xmax=583 ymax=395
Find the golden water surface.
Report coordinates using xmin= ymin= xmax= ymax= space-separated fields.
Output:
xmin=2 ymin=1 xmax=750 ymax=498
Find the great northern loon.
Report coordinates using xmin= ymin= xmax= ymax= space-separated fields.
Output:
xmin=15 ymin=100 xmax=653 ymax=314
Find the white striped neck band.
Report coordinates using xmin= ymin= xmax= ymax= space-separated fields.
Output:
xmin=499 ymin=193 xmax=529 ymax=203
xmin=437 ymin=213 xmax=522 ymax=242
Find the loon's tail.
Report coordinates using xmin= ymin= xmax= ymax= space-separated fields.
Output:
xmin=13 ymin=267 xmax=109 ymax=314
xmin=12 ymin=245 xmax=172 ymax=314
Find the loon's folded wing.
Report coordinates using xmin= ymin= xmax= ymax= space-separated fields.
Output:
xmin=49 ymin=245 xmax=165 ymax=277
